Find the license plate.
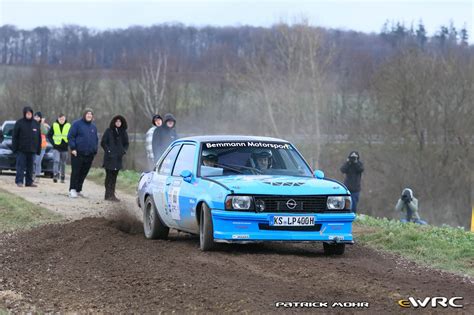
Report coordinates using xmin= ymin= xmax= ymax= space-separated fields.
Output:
xmin=271 ymin=216 xmax=315 ymax=226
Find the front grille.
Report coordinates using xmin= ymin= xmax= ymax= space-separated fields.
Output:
xmin=258 ymin=223 xmax=322 ymax=231
xmin=254 ymin=196 xmax=328 ymax=213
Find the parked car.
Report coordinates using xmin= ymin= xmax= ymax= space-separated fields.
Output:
xmin=0 ymin=120 xmax=54 ymax=177
xmin=137 ymin=135 xmax=355 ymax=255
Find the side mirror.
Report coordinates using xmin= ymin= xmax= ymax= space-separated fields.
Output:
xmin=180 ymin=170 xmax=193 ymax=183
xmin=313 ymin=170 xmax=325 ymax=179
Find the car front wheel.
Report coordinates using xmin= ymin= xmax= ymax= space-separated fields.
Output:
xmin=199 ymin=203 xmax=217 ymax=251
xmin=143 ymin=196 xmax=169 ymax=239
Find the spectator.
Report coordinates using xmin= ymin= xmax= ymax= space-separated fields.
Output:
xmin=155 ymin=113 xmax=178 ymax=159
xmin=47 ymin=113 xmax=71 ymax=183
xmin=395 ymin=188 xmax=427 ymax=225
xmin=32 ymin=112 xmax=50 ymax=182
xmin=340 ymin=151 xmax=364 ymax=213
xmin=12 ymin=106 xmax=41 ymax=187
xmin=145 ymin=114 xmax=162 ymax=169
xmin=68 ymin=108 xmax=98 ymax=198
xmin=101 ymin=115 xmax=129 ymax=201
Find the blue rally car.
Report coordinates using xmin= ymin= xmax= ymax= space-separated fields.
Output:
xmin=137 ymin=136 xmax=355 ymax=255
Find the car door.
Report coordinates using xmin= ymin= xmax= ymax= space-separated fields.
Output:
xmin=169 ymin=143 xmax=199 ymax=232
xmin=152 ymin=144 xmax=181 ymax=228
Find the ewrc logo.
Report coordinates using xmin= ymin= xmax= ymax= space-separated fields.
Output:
xmin=398 ymin=297 xmax=463 ymax=308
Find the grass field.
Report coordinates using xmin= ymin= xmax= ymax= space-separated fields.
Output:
xmin=0 ymin=188 xmax=63 ymax=232
xmin=355 ymin=214 xmax=474 ymax=277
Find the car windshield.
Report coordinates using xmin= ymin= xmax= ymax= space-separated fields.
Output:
xmin=2 ymin=124 xmax=14 ymax=138
xmin=200 ymin=141 xmax=313 ymax=177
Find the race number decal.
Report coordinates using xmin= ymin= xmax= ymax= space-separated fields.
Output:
xmin=168 ymin=180 xmax=181 ymax=220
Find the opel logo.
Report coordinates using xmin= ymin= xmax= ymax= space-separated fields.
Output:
xmin=286 ymin=199 xmax=297 ymax=209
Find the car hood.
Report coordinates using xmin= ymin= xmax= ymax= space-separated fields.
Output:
xmin=0 ymin=139 xmax=52 ymax=151
xmin=0 ymin=139 xmax=12 ymax=150
xmin=209 ymin=175 xmax=349 ymax=195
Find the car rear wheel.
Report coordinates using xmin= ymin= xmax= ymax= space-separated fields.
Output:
xmin=323 ymin=242 xmax=345 ymax=255
xmin=199 ymin=203 xmax=217 ymax=251
xmin=143 ymin=196 xmax=169 ymax=239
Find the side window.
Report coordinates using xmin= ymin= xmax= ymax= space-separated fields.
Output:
xmin=158 ymin=145 xmax=181 ymax=175
xmin=172 ymin=144 xmax=197 ymax=176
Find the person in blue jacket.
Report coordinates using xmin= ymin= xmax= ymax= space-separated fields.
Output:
xmin=67 ymin=108 xmax=98 ymax=198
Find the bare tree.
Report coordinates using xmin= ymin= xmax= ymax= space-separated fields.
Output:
xmin=231 ymin=20 xmax=333 ymax=166
xmin=128 ymin=52 xmax=168 ymax=118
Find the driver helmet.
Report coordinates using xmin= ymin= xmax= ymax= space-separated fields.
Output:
xmin=202 ymin=149 xmax=218 ymax=166
xmin=251 ymin=149 xmax=272 ymax=169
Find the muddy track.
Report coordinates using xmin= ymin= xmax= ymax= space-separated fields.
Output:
xmin=0 ymin=174 xmax=473 ymax=313
xmin=0 ymin=216 xmax=473 ymax=314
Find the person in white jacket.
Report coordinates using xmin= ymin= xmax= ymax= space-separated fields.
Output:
xmin=145 ymin=114 xmax=162 ymax=170
xmin=395 ymin=188 xmax=427 ymax=224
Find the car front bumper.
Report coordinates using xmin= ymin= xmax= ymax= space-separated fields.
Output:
xmin=212 ymin=210 xmax=355 ymax=242
xmin=0 ymin=154 xmax=16 ymax=170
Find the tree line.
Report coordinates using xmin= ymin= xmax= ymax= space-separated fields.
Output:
xmin=0 ymin=21 xmax=472 ymax=228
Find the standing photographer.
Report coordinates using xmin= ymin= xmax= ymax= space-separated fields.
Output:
xmin=340 ymin=151 xmax=364 ymax=213
xmin=395 ymin=188 xmax=427 ymax=224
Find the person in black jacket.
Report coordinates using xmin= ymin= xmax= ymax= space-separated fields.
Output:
xmin=101 ymin=115 xmax=129 ymax=201
xmin=154 ymin=113 xmax=178 ymax=158
xmin=12 ymin=106 xmax=41 ymax=187
xmin=340 ymin=151 xmax=364 ymax=213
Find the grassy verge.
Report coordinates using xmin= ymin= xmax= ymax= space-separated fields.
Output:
xmin=355 ymin=214 xmax=474 ymax=277
xmin=0 ymin=189 xmax=63 ymax=232
xmin=87 ymin=168 xmax=141 ymax=195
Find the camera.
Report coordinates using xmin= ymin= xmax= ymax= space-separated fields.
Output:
xmin=401 ymin=193 xmax=411 ymax=203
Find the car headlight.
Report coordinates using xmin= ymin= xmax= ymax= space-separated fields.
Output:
xmin=225 ymin=195 xmax=253 ymax=210
xmin=327 ymin=196 xmax=351 ymax=210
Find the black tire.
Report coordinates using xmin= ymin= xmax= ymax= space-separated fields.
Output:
xmin=143 ymin=196 xmax=169 ymax=239
xmin=199 ymin=203 xmax=217 ymax=251
xmin=323 ymin=242 xmax=345 ymax=256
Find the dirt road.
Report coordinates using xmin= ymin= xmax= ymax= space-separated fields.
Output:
xmin=0 ymin=173 xmax=141 ymax=221
xmin=0 ymin=174 xmax=473 ymax=313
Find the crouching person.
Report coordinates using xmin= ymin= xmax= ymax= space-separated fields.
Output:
xmin=47 ymin=113 xmax=70 ymax=183
xmin=395 ymin=188 xmax=427 ymax=225
xmin=101 ymin=115 xmax=129 ymax=202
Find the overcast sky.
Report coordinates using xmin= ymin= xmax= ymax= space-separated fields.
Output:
xmin=0 ymin=0 xmax=472 ymax=40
